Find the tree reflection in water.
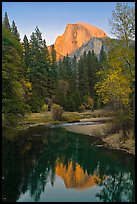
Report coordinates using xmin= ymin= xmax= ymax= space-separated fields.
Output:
xmin=2 ymin=126 xmax=135 ymax=202
xmin=96 ymin=172 xmax=134 ymax=202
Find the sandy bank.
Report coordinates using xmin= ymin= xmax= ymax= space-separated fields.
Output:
xmin=79 ymin=117 xmax=112 ymax=122
xmin=66 ymin=123 xmax=107 ymax=136
xmin=66 ymin=123 xmax=135 ymax=155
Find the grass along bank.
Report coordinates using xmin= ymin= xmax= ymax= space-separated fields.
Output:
xmin=18 ymin=108 xmax=112 ymax=129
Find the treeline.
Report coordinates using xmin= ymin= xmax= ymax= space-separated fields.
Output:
xmin=55 ymin=49 xmax=106 ymax=111
xmin=2 ymin=12 xmax=107 ymax=125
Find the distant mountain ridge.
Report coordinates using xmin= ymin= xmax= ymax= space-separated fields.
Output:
xmin=48 ymin=22 xmax=108 ymax=61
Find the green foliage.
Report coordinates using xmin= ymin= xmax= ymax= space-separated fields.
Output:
xmin=65 ymin=96 xmax=75 ymax=112
xmin=72 ymin=89 xmax=81 ymax=111
xmin=61 ymin=112 xmax=80 ymax=122
xmin=11 ymin=20 xmax=20 ymax=41
xmin=95 ymin=3 xmax=135 ymax=137
xmin=113 ymin=107 xmax=134 ymax=137
xmin=51 ymin=104 xmax=64 ymax=121
xmin=77 ymin=50 xmax=101 ymax=107
xmin=2 ymin=25 xmax=22 ymax=54
xmin=95 ymin=67 xmax=132 ymax=107
xmin=109 ymin=3 xmax=135 ymax=42
xmin=29 ymin=92 xmax=45 ymax=113
xmin=56 ymin=49 xmax=101 ymax=111
xmin=50 ymin=44 xmax=56 ymax=64
xmin=55 ymin=80 xmax=69 ymax=108
xmin=79 ymin=104 xmax=86 ymax=112
xmin=22 ymin=35 xmax=31 ymax=77
xmin=79 ymin=96 xmax=94 ymax=112
xmin=20 ymin=79 xmax=32 ymax=109
xmin=42 ymin=104 xmax=48 ymax=112
xmin=78 ymin=52 xmax=89 ymax=98
xmin=99 ymin=45 xmax=108 ymax=69
xmin=28 ymin=27 xmax=50 ymax=111
xmin=87 ymin=50 xmax=101 ymax=98
xmin=85 ymin=97 xmax=94 ymax=110
xmin=2 ymin=23 xmax=28 ymax=126
xmin=3 ymin=12 xmax=11 ymax=31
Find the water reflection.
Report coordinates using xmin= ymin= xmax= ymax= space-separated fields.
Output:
xmin=96 ymin=172 xmax=134 ymax=202
xmin=2 ymin=126 xmax=135 ymax=202
xmin=55 ymin=160 xmax=102 ymax=190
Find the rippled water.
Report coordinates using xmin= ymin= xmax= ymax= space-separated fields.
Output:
xmin=2 ymin=125 xmax=135 ymax=202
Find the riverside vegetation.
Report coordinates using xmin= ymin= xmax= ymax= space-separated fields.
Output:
xmin=2 ymin=3 xmax=135 ymax=154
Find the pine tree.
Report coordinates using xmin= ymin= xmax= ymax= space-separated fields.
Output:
xmin=47 ymin=45 xmax=58 ymax=98
xmin=87 ymin=50 xmax=100 ymax=98
xmin=55 ymin=80 xmax=69 ymax=109
xmin=11 ymin=20 xmax=20 ymax=41
xmin=2 ymin=25 xmax=27 ymax=125
xmin=51 ymin=44 xmax=56 ymax=65
xmin=99 ymin=45 xmax=108 ymax=69
xmin=78 ymin=52 xmax=89 ymax=100
xmin=23 ymin=35 xmax=30 ymax=77
xmin=3 ymin=12 xmax=11 ymax=31
xmin=29 ymin=27 xmax=50 ymax=111
xmin=68 ymin=55 xmax=80 ymax=111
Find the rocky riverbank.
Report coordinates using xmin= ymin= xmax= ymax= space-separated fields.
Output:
xmin=66 ymin=123 xmax=135 ymax=155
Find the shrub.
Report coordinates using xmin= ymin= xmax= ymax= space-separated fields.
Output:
xmin=79 ymin=104 xmax=86 ymax=112
xmin=85 ymin=97 xmax=94 ymax=110
xmin=51 ymin=104 xmax=64 ymax=121
xmin=42 ymin=104 xmax=48 ymax=112
xmin=81 ymin=96 xmax=94 ymax=111
xmin=113 ymin=107 xmax=133 ymax=137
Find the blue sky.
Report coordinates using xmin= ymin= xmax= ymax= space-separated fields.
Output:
xmin=2 ymin=2 xmax=135 ymax=45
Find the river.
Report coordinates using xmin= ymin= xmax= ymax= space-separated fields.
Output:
xmin=2 ymin=124 xmax=135 ymax=202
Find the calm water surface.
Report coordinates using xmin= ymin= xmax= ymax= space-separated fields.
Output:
xmin=2 ymin=125 xmax=135 ymax=202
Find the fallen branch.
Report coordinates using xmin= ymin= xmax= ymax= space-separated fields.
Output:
xmin=90 ymin=139 xmax=100 ymax=147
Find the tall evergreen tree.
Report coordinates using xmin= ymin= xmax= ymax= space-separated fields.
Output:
xmin=11 ymin=20 xmax=20 ymax=41
xmin=51 ymin=44 xmax=56 ymax=65
xmin=3 ymin=12 xmax=11 ymax=31
xmin=43 ymin=39 xmax=51 ymax=65
xmin=68 ymin=55 xmax=80 ymax=111
xmin=47 ymin=45 xmax=58 ymax=98
xmin=99 ymin=45 xmax=108 ymax=69
xmin=29 ymin=27 xmax=50 ymax=111
xmin=87 ymin=50 xmax=100 ymax=98
xmin=78 ymin=52 xmax=89 ymax=100
xmin=55 ymin=80 xmax=69 ymax=110
xmin=23 ymin=35 xmax=30 ymax=77
xmin=2 ymin=25 xmax=27 ymax=125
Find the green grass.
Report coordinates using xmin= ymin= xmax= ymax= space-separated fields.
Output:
xmin=24 ymin=112 xmax=53 ymax=123
xmin=19 ymin=108 xmax=113 ymax=129
xmin=61 ymin=112 xmax=80 ymax=122
xmin=79 ymin=109 xmax=113 ymax=118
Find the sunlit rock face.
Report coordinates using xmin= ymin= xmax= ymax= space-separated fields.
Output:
xmin=69 ymin=37 xmax=108 ymax=60
xmin=49 ymin=22 xmax=107 ymax=61
xmin=55 ymin=161 xmax=101 ymax=190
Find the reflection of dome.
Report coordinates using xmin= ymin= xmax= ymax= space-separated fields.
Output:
xmin=55 ymin=161 xmax=101 ymax=190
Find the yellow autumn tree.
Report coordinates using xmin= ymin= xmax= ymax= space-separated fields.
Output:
xmin=95 ymin=68 xmax=132 ymax=108
xmin=94 ymin=3 xmax=135 ymax=137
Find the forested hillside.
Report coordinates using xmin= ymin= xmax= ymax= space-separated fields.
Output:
xmin=2 ymin=12 xmax=107 ymax=124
